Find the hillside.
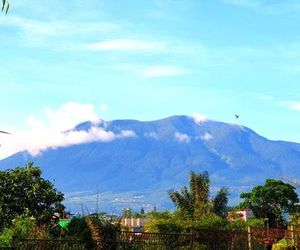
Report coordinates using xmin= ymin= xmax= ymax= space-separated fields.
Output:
xmin=1 ymin=115 xmax=300 ymax=213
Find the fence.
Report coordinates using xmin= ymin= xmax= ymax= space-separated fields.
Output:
xmin=10 ymin=228 xmax=300 ymax=250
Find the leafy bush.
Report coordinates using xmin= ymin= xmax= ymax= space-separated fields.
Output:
xmin=0 ymin=216 xmax=48 ymax=247
xmin=65 ymin=217 xmax=92 ymax=241
xmin=272 ymin=238 xmax=295 ymax=250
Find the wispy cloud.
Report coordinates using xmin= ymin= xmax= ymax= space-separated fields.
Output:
xmin=221 ymin=0 xmax=259 ymax=8
xmin=250 ymin=92 xmax=274 ymax=101
xmin=144 ymin=132 xmax=159 ymax=140
xmin=174 ymin=132 xmax=190 ymax=143
xmin=0 ymin=102 xmax=136 ymax=159
xmin=284 ymin=101 xmax=300 ymax=111
xmin=200 ymin=132 xmax=214 ymax=142
xmin=0 ymin=16 xmax=120 ymax=36
xmin=141 ymin=65 xmax=189 ymax=78
xmin=110 ymin=63 xmax=189 ymax=78
xmin=0 ymin=15 xmax=120 ymax=46
xmin=220 ymin=0 xmax=300 ymax=13
xmin=87 ymin=39 xmax=167 ymax=53
xmin=258 ymin=94 xmax=274 ymax=101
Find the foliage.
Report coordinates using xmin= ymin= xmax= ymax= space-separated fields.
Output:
xmin=122 ymin=207 xmax=145 ymax=219
xmin=289 ymin=212 xmax=300 ymax=225
xmin=0 ymin=162 xmax=65 ymax=229
xmin=212 ymin=187 xmax=229 ymax=218
xmin=246 ymin=218 xmax=266 ymax=228
xmin=122 ymin=208 xmax=135 ymax=218
xmin=272 ymin=238 xmax=295 ymax=250
xmin=144 ymin=211 xmax=184 ymax=233
xmin=191 ymin=213 xmax=227 ymax=230
xmin=0 ymin=217 xmax=48 ymax=247
xmin=169 ymin=171 xmax=229 ymax=220
xmin=65 ymin=217 xmax=92 ymax=242
xmin=65 ymin=215 xmax=120 ymax=249
xmin=239 ymin=179 xmax=300 ymax=227
xmin=144 ymin=210 xmax=227 ymax=233
xmin=1 ymin=0 xmax=9 ymax=14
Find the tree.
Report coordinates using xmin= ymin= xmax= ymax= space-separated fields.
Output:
xmin=212 ymin=187 xmax=229 ymax=218
xmin=0 ymin=162 xmax=65 ymax=229
xmin=121 ymin=208 xmax=134 ymax=218
xmin=238 ymin=179 xmax=300 ymax=227
xmin=169 ymin=171 xmax=229 ymax=219
xmin=140 ymin=207 xmax=145 ymax=215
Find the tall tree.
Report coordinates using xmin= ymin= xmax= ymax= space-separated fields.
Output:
xmin=169 ymin=171 xmax=229 ymax=219
xmin=239 ymin=179 xmax=300 ymax=227
xmin=0 ymin=162 xmax=64 ymax=229
xmin=212 ymin=187 xmax=229 ymax=218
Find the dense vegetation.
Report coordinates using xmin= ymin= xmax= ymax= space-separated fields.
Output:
xmin=0 ymin=163 xmax=300 ymax=248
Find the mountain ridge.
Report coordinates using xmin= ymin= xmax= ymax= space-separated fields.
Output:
xmin=1 ymin=115 xmax=299 ymax=212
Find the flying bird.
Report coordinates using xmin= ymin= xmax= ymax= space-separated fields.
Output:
xmin=235 ymin=114 xmax=239 ymax=119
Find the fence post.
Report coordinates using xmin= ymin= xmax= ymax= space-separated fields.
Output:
xmin=248 ymin=226 xmax=252 ymax=250
xmin=12 ymin=236 xmax=17 ymax=250
xmin=191 ymin=231 xmax=195 ymax=250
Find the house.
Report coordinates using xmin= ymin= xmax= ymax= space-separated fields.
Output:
xmin=121 ymin=218 xmax=147 ymax=232
xmin=227 ymin=209 xmax=254 ymax=222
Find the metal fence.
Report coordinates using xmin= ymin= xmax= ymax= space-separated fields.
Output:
xmin=10 ymin=228 xmax=300 ymax=250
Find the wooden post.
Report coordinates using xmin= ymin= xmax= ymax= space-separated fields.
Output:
xmin=248 ymin=226 xmax=252 ymax=250
xmin=12 ymin=236 xmax=17 ymax=249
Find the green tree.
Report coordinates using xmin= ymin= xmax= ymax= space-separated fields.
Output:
xmin=0 ymin=162 xmax=65 ymax=229
xmin=169 ymin=171 xmax=229 ymax=219
xmin=122 ymin=208 xmax=133 ymax=218
xmin=238 ymin=179 xmax=300 ymax=227
xmin=144 ymin=211 xmax=184 ymax=233
xmin=212 ymin=187 xmax=229 ymax=218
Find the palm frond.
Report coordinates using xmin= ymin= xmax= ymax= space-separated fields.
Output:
xmin=1 ymin=0 xmax=9 ymax=14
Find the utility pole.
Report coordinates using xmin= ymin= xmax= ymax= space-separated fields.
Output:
xmin=96 ymin=184 xmax=99 ymax=215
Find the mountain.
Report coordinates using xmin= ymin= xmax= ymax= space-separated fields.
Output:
xmin=1 ymin=115 xmax=300 ymax=213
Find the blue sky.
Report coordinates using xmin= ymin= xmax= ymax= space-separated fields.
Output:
xmin=1 ymin=0 xmax=300 ymax=157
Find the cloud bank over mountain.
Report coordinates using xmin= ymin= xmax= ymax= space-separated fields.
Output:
xmin=0 ymin=102 xmax=136 ymax=158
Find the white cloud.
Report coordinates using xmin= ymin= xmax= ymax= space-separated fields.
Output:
xmin=0 ymin=102 xmax=135 ymax=159
xmin=220 ymin=0 xmax=300 ymax=13
xmin=284 ymin=101 xmax=300 ymax=111
xmin=43 ymin=102 xmax=100 ymax=131
xmin=0 ymin=16 xmax=119 ymax=37
xmin=144 ymin=132 xmax=159 ymax=140
xmin=200 ymin=132 xmax=214 ymax=142
xmin=87 ymin=39 xmax=167 ymax=52
xmin=117 ymin=130 xmax=136 ymax=138
xmin=174 ymin=132 xmax=190 ymax=143
xmin=221 ymin=0 xmax=259 ymax=8
xmin=0 ymin=16 xmax=120 ymax=47
xmin=142 ymin=65 xmax=189 ymax=78
xmin=100 ymin=103 xmax=108 ymax=111
xmin=191 ymin=113 xmax=208 ymax=124
xmin=258 ymin=94 xmax=273 ymax=101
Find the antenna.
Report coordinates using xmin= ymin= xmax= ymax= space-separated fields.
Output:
xmin=81 ymin=203 xmax=84 ymax=216
xmin=85 ymin=205 xmax=90 ymax=215
xmin=96 ymin=184 xmax=99 ymax=215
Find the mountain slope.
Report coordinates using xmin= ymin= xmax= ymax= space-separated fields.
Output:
xmin=1 ymin=115 xmax=300 ymax=212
